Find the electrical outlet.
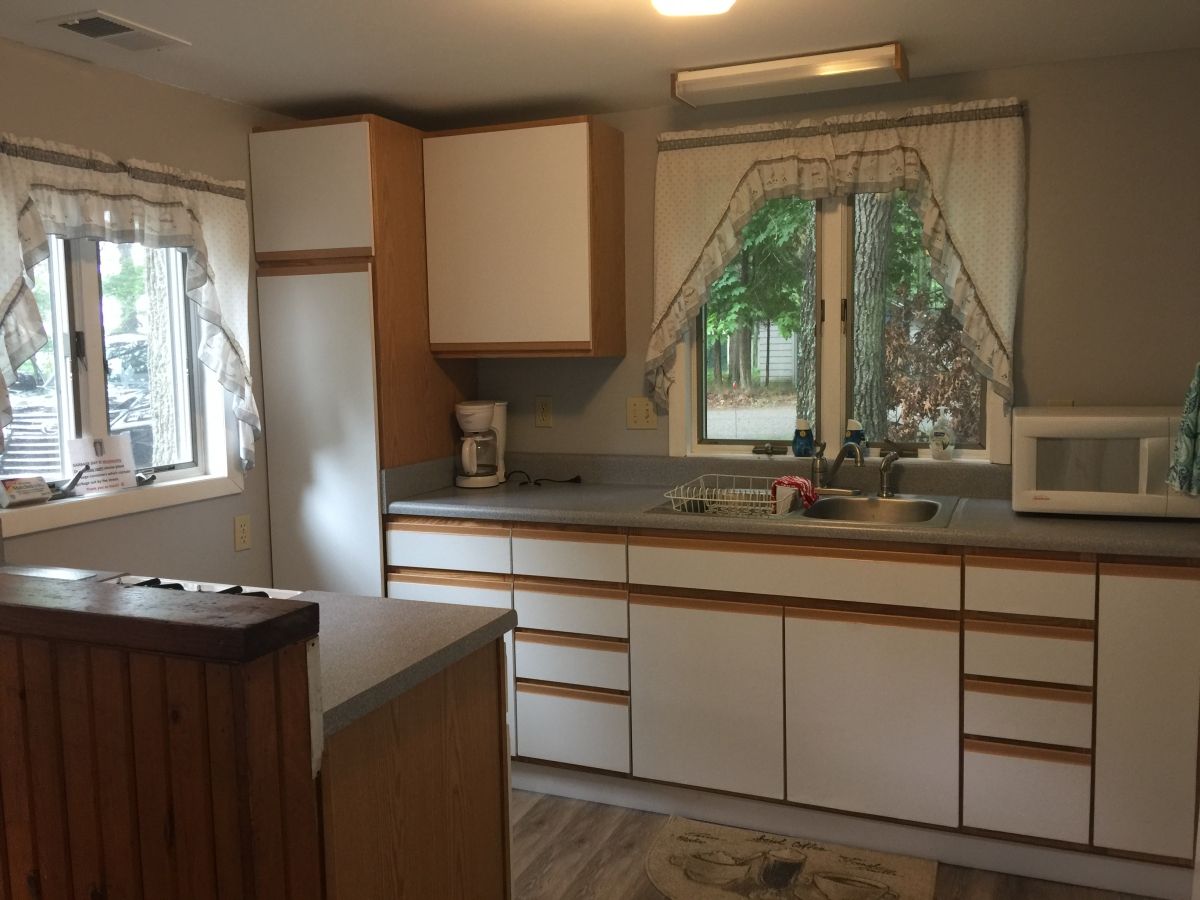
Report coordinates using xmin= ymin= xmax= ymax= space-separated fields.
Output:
xmin=626 ymin=397 xmax=658 ymax=429
xmin=234 ymin=514 xmax=251 ymax=552
xmin=534 ymin=396 xmax=553 ymax=428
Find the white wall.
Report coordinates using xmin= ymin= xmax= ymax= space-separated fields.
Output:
xmin=480 ymin=49 xmax=1200 ymax=455
xmin=0 ymin=37 xmax=291 ymax=584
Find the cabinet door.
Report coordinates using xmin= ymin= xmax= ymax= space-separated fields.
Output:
xmin=1094 ymin=565 xmax=1200 ymax=859
xmin=424 ymin=122 xmax=592 ymax=348
xmin=249 ymin=121 xmax=374 ymax=256
xmin=630 ymin=594 xmax=783 ymax=799
xmin=785 ymin=609 xmax=960 ymax=826
xmin=258 ymin=268 xmax=382 ymax=596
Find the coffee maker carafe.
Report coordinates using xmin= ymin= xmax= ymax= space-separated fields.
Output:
xmin=455 ymin=401 xmax=506 ymax=489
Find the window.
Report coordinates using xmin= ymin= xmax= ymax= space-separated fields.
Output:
xmin=686 ymin=193 xmax=997 ymax=457
xmin=1 ymin=237 xmax=202 ymax=482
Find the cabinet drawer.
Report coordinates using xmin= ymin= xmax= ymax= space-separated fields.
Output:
xmin=963 ymin=740 xmax=1091 ymax=844
xmin=514 ymin=580 xmax=628 ymax=638
xmin=965 ymin=557 xmax=1095 ymax=620
xmin=515 ymin=632 xmax=629 ymax=691
xmin=516 ymin=682 xmax=630 ymax=772
xmin=629 ymin=537 xmax=959 ymax=610
xmin=964 ymin=680 xmax=1092 ymax=748
xmin=386 ymin=570 xmax=512 ymax=608
xmin=964 ymin=621 xmax=1094 ymax=686
xmin=385 ymin=520 xmax=511 ymax=573
xmin=512 ymin=528 xmax=626 ymax=582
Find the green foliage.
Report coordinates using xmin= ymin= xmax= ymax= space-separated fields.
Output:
xmin=104 ymin=244 xmax=145 ymax=333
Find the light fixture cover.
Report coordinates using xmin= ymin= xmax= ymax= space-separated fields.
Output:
xmin=672 ymin=43 xmax=908 ymax=107
xmin=653 ymin=0 xmax=736 ymax=16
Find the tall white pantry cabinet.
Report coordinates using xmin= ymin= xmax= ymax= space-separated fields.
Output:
xmin=249 ymin=116 xmax=474 ymax=594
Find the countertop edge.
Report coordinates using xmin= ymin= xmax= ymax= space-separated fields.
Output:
xmin=321 ymin=607 xmax=516 ymax=737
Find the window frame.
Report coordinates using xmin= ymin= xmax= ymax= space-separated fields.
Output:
xmin=669 ymin=196 xmax=1012 ymax=464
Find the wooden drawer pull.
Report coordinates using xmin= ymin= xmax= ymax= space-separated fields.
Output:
xmin=785 ymin=607 xmax=958 ymax=631
xmin=965 ymin=620 xmax=1093 ymax=642
xmin=515 ymin=631 xmax=628 ymax=652
xmin=630 ymin=593 xmax=780 ymax=617
xmin=964 ymin=738 xmax=1091 ymax=767
xmin=963 ymin=678 xmax=1092 ymax=704
xmin=515 ymin=681 xmax=629 ymax=706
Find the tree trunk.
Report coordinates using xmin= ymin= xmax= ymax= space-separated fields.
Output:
xmin=851 ymin=192 xmax=894 ymax=442
xmin=146 ymin=250 xmax=176 ymax=467
xmin=711 ymin=337 xmax=722 ymax=385
xmin=795 ymin=219 xmax=817 ymax=426
xmin=764 ymin=322 xmax=771 ymax=386
xmin=119 ymin=244 xmax=140 ymax=332
xmin=736 ymin=327 xmax=752 ymax=388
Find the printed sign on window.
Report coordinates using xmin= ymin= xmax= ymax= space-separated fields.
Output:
xmin=67 ymin=434 xmax=137 ymax=494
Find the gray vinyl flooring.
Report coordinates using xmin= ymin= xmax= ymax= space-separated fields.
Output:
xmin=510 ymin=790 xmax=1156 ymax=900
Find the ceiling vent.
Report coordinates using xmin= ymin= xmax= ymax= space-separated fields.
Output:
xmin=42 ymin=10 xmax=190 ymax=51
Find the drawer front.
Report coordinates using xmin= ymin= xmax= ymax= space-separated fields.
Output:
xmin=515 ymin=633 xmax=628 ymax=691
xmin=385 ymin=522 xmax=511 ymax=574
xmin=964 ymin=623 xmax=1094 ymax=686
xmin=386 ymin=571 xmax=512 ymax=609
xmin=963 ymin=741 xmax=1091 ymax=844
xmin=965 ymin=558 xmax=1095 ymax=620
xmin=629 ymin=538 xmax=959 ymax=610
xmin=514 ymin=581 xmax=628 ymax=638
xmin=512 ymin=529 xmax=626 ymax=583
xmin=516 ymin=682 xmax=630 ymax=772
xmin=964 ymin=681 xmax=1093 ymax=748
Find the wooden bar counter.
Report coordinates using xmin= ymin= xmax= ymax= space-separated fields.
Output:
xmin=0 ymin=573 xmax=515 ymax=900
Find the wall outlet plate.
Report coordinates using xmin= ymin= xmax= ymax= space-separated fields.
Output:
xmin=534 ymin=396 xmax=553 ymax=428
xmin=234 ymin=514 xmax=251 ymax=552
xmin=627 ymin=397 xmax=658 ymax=430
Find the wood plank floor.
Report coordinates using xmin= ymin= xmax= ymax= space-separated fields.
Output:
xmin=510 ymin=790 xmax=1156 ymax=900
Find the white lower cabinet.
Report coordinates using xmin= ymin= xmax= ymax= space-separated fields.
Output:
xmin=1093 ymin=565 xmax=1200 ymax=859
xmin=963 ymin=740 xmax=1091 ymax=844
xmin=516 ymin=683 xmax=630 ymax=773
xmin=630 ymin=594 xmax=784 ymax=799
xmin=785 ymin=609 xmax=960 ymax=827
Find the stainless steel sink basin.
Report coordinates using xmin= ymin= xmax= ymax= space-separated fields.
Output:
xmin=802 ymin=494 xmax=958 ymax=528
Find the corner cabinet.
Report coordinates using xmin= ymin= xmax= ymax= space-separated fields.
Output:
xmin=423 ymin=117 xmax=625 ymax=358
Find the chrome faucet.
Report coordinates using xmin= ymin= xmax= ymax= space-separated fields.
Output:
xmin=879 ymin=451 xmax=900 ymax=498
xmin=811 ymin=441 xmax=864 ymax=492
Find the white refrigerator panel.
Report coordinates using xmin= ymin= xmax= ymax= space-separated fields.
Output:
xmin=258 ymin=269 xmax=383 ymax=595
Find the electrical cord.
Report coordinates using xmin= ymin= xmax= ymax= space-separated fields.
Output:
xmin=505 ymin=470 xmax=534 ymax=486
xmin=533 ymin=475 xmax=583 ymax=485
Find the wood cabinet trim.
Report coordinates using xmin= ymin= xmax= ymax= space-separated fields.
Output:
xmin=628 ymin=533 xmax=960 ymax=567
xmin=257 ymin=261 xmax=371 ymax=277
xmin=963 ymin=737 xmax=1092 ymax=767
xmin=1098 ymin=563 xmax=1200 ymax=581
xmin=426 ymin=116 xmax=592 ymax=139
xmin=515 ymin=680 xmax=630 ymax=706
xmin=431 ymin=341 xmax=595 ymax=357
xmin=385 ymin=519 xmax=510 ymax=538
xmin=784 ymin=607 xmax=959 ymax=631
xmin=514 ymin=631 xmax=628 ymax=653
xmin=966 ymin=556 xmax=1095 ymax=576
xmin=252 ymin=115 xmax=372 ymax=134
xmin=630 ymin=583 xmax=958 ymax=619
xmin=964 ymin=620 xmax=1094 ymax=642
xmin=386 ymin=569 xmax=513 ymax=590
xmin=629 ymin=592 xmax=781 ymax=618
xmin=512 ymin=526 xmax=626 ymax=545
xmin=513 ymin=578 xmax=628 ymax=600
xmin=256 ymin=248 xmax=373 ymax=264
xmin=963 ymin=677 xmax=1093 ymax=705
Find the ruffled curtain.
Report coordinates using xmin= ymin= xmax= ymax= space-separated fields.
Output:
xmin=649 ymin=98 xmax=1026 ymax=410
xmin=0 ymin=134 xmax=259 ymax=469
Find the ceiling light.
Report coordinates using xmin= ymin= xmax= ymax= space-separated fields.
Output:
xmin=653 ymin=0 xmax=736 ymax=16
xmin=672 ymin=43 xmax=908 ymax=107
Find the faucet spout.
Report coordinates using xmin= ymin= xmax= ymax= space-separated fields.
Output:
xmin=826 ymin=441 xmax=864 ymax=483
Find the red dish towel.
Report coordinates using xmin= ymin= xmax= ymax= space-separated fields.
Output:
xmin=772 ymin=475 xmax=818 ymax=510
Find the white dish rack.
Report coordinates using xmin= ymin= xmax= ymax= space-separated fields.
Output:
xmin=665 ymin=474 xmax=780 ymax=518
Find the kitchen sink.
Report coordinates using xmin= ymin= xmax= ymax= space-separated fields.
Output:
xmin=801 ymin=494 xmax=959 ymax=528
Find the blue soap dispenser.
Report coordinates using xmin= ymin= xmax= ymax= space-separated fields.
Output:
xmin=792 ymin=418 xmax=814 ymax=457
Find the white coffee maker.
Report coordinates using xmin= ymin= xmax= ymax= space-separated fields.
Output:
xmin=455 ymin=400 xmax=507 ymax=489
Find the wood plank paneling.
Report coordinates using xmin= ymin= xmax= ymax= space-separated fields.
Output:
xmin=55 ymin=643 xmax=103 ymax=900
xmin=276 ymin=644 xmax=321 ymax=900
xmin=240 ymin=653 xmax=286 ymax=900
xmin=204 ymin=664 xmax=246 ymax=900
xmin=165 ymin=658 xmax=217 ymax=900
xmin=22 ymin=639 xmax=72 ymax=900
xmin=129 ymin=653 xmax=176 ymax=900
xmin=0 ymin=636 xmax=35 ymax=900
xmin=91 ymin=648 xmax=142 ymax=900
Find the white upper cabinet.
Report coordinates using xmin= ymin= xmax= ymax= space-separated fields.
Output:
xmin=423 ymin=118 xmax=625 ymax=357
xmin=249 ymin=121 xmax=374 ymax=256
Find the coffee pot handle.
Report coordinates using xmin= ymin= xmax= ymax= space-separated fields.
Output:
xmin=461 ymin=437 xmax=478 ymax=476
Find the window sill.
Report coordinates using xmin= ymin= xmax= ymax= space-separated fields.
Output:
xmin=0 ymin=473 xmax=242 ymax=538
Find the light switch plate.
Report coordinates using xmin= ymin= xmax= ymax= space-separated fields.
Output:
xmin=534 ymin=396 xmax=553 ymax=428
xmin=627 ymin=397 xmax=658 ymax=429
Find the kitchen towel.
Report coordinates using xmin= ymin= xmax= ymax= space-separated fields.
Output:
xmin=1168 ymin=362 xmax=1200 ymax=496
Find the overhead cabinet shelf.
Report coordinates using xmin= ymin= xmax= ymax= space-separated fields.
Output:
xmin=423 ymin=117 xmax=626 ymax=358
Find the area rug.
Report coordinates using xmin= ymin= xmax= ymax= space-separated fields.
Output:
xmin=646 ymin=816 xmax=936 ymax=900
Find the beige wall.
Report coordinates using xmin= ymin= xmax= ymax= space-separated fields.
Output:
xmin=0 ymin=37 xmax=290 ymax=583
xmin=481 ymin=48 xmax=1200 ymax=455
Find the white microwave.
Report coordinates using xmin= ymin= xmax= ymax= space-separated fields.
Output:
xmin=1012 ymin=407 xmax=1200 ymax=518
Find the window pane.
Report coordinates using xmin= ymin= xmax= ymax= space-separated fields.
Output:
xmin=850 ymin=190 xmax=983 ymax=447
xmin=98 ymin=242 xmax=196 ymax=470
xmin=0 ymin=241 xmax=74 ymax=480
xmin=701 ymin=197 xmax=818 ymax=442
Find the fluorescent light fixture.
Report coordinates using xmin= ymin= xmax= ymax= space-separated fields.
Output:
xmin=653 ymin=0 xmax=736 ymax=16
xmin=672 ymin=43 xmax=908 ymax=107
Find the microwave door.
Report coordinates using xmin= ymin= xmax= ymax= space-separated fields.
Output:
xmin=1017 ymin=435 xmax=1168 ymax=515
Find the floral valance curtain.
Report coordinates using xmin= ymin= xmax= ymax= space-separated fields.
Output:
xmin=0 ymin=134 xmax=260 ymax=469
xmin=649 ymin=98 xmax=1026 ymax=410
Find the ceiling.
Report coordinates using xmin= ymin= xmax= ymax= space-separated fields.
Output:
xmin=2 ymin=0 xmax=1198 ymax=127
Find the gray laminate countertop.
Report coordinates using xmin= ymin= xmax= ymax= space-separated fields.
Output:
xmin=388 ymin=483 xmax=1200 ymax=559
xmin=300 ymin=590 xmax=516 ymax=736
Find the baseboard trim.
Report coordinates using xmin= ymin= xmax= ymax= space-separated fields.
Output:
xmin=512 ymin=762 xmax=1193 ymax=900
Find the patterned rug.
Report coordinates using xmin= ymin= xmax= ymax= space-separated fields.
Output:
xmin=646 ymin=816 xmax=936 ymax=900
